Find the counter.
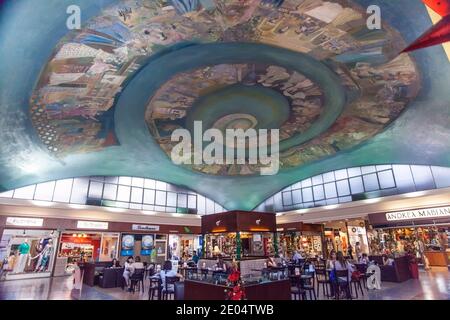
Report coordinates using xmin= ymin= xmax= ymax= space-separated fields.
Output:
xmin=183 ymin=278 xmax=291 ymax=300
xmin=424 ymin=251 xmax=449 ymax=267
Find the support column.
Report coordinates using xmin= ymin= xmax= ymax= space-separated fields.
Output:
xmin=273 ymin=232 xmax=279 ymax=257
xmin=236 ymin=232 xmax=241 ymax=260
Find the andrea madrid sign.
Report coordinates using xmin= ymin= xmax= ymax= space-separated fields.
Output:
xmin=386 ymin=206 xmax=450 ymax=221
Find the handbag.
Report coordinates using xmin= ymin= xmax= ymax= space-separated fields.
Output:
xmin=351 ymin=270 xmax=361 ymax=281
xmin=329 ymin=268 xmax=336 ymax=282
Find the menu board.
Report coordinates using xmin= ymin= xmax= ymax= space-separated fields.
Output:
xmin=121 ymin=234 xmax=135 ymax=256
xmin=141 ymin=235 xmax=154 ymax=256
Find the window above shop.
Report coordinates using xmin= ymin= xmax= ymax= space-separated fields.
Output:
xmin=256 ymin=165 xmax=450 ymax=213
xmin=0 ymin=176 xmax=225 ymax=215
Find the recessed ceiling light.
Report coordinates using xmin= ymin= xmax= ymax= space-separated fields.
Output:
xmin=364 ymin=198 xmax=381 ymax=204
xmin=69 ymin=204 xmax=85 ymax=209
xmin=141 ymin=210 xmax=156 ymax=215
xmin=171 ymin=213 xmax=183 ymax=217
xmin=403 ymin=191 xmax=427 ymax=198
xmin=30 ymin=200 xmax=54 ymax=207
xmin=105 ymin=207 xmax=126 ymax=213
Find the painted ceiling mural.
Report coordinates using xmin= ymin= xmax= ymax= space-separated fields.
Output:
xmin=30 ymin=0 xmax=420 ymax=175
xmin=0 ymin=0 xmax=450 ymax=209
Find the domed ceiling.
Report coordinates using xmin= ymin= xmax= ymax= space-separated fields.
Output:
xmin=1 ymin=0 xmax=450 ymax=210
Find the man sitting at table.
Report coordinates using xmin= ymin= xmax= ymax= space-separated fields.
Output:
xmin=159 ymin=260 xmax=183 ymax=292
xmin=292 ymin=250 xmax=303 ymax=264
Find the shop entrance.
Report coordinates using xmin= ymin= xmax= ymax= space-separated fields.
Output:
xmin=168 ymin=234 xmax=201 ymax=260
xmin=0 ymin=229 xmax=59 ymax=281
xmin=56 ymin=232 xmax=119 ymax=276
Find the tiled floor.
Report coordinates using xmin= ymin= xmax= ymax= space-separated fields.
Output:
xmin=0 ymin=268 xmax=449 ymax=300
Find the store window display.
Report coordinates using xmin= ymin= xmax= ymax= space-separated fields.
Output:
xmin=278 ymin=232 xmax=323 ymax=259
xmin=0 ymin=229 xmax=59 ymax=280
xmin=367 ymin=226 xmax=450 ymax=266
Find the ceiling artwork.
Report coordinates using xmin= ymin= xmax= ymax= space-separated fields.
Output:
xmin=1 ymin=0 xmax=449 ymax=210
xmin=30 ymin=0 xmax=420 ymax=173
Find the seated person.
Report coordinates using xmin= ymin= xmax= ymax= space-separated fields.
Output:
xmin=192 ymin=251 xmax=200 ymax=264
xmin=359 ymin=253 xmax=370 ymax=265
xmin=123 ymin=256 xmax=134 ymax=290
xmin=159 ymin=260 xmax=183 ymax=291
xmin=215 ymin=256 xmax=227 ymax=272
xmin=110 ymin=258 xmax=120 ymax=268
xmin=292 ymin=250 xmax=302 ymax=263
xmin=186 ymin=255 xmax=197 ymax=267
xmin=326 ymin=250 xmax=337 ymax=270
xmin=383 ymin=254 xmax=395 ymax=266
xmin=266 ymin=255 xmax=277 ymax=268
xmin=335 ymin=251 xmax=354 ymax=280
xmin=131 ymin=256 xmax=145 ymax=273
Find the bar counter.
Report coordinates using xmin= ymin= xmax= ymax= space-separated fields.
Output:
xmin=183 ymin=278 xmax=291 ymax=300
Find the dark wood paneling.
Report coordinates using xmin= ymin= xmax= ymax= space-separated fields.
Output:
xmin=201 ymin=211 xmax=238 ymax=234
xmin=236 ymin=211 xmax=276 ymax=232
xmin=201 ymin=211 xmax=276 ymax=234
xmin=277 ymin=222 xmax=322 ymax=233
xmin=184 ymin=279 xmax=290 ymax=300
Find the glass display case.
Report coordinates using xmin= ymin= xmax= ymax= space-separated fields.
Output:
xmin=204 ymin=232 xmax=274 ymax=259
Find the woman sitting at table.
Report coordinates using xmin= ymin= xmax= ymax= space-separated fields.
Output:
xmin=359 ymin=253 xmax=370 ymax=265
xmin=215 ymin=256 xmax=227 ymax=272
xmin=123 ymin=256 xmax=134 ymax=290
xmin=334 ymin=251 xmax=354 ymax=299
xmin=159 ymin=260 xmax=183 ymax=292
xmin=266 ymin=255 xmax=277 ymax=268
xmin=383 ymin=254 xmax=395 ymax=266
xmin=326 ymin=250 xmax=337 ymax=270
xmin=110 ymin=258 xmax=120 ymax=268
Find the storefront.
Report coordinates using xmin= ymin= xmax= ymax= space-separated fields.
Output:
xmin=0 ymin=215 xmax=202 ymax=278
xmin=202 ymin=211 xmax=277 ymax=259
xmin=276 ymin=222 xmax=323 ymax=259
xmin=120 ymin=232 xmax=168 ymax=264
xmin=122 ymin=223 xmax=202 ymax=264
xmin=368 ymin=207 xmax=450 ymax=267
xmin=0 ymin=217 xmax=59 ymax=280
xmin=322 ymin=219 xmax=369 ymax=259
xmin=168 ymin=234 xmax=201 ymax=260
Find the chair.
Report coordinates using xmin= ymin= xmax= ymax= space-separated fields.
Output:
xmin=148 ymin=276 xmax=161 ymax=300
xmin=351 ymin=264 xmax=366 ymax=297
xmin=315 ymin=267 xmax=330 ymax=299
xmin=334 ymin=270 xmax=352 ymax=300
xmin=130 ymin=268 xmax=145 ymax=293
xmin=355 ymin=263 xmax=367 ymax=289
xmin=162 ymin=276 xmax=180 ymax=300
xmin=289 ymin=275 xmax=306 ymax=300
xmin=98 ymin=268 xmax=117 ymax=288
xmin=301 ymin=272 xmax=317 ymax=300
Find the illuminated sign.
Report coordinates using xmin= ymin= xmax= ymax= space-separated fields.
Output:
xmin=77 ymin=220 xmax=108 ymax=230
xmin=386 ymin=206 xmax=450 ymax=221
xmin=132 ymin=224 xmax=160 ymax=231
xmin=6 ymin=217 xmax=43 ymax=227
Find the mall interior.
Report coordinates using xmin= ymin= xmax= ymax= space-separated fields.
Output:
xmin=0 ymin=0 xmax=450 ymax=301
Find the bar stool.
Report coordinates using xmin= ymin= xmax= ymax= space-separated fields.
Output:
xmin=148 ymin=276 xmax=161 ymax=300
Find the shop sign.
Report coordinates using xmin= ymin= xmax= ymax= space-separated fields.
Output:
xmin=77 ymin=220 xmax=108 ymax=230
xmin=6 ymin=217 xmax=43 ymax=227
xmin=386 ymin=206 xmax=450 ymax=221
xmin=132 ymin=224 xmax=160 ymax=231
